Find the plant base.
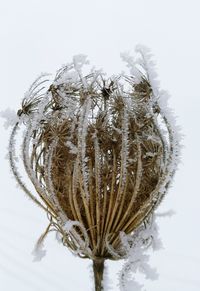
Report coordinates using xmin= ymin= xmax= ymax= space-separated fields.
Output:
xmin=93 ymin=258 xmax=105 ymax=291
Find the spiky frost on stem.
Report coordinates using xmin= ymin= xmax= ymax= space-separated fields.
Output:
xmin=135 ymin=45 xmax=160 ymax=97
xmin=119 ymin=215 xmax=161 ymax=291
xmin=8 ymin=123 xmax=47 ymax=212
xmin=152 ymin=104 xmax=181 ymax=208
xmin=77 ymin=96 xmax=92 ymax=200
xmin=22 ymin=124 xmax=54 ymax=213
xmin=132 ymin=45 xmax=181 ymax=207
xmin=120 ymin=106 xmax=129 ymax=189
xmin=94 ymin=132 xmax=101 ymax=199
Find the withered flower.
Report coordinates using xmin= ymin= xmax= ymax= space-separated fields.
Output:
xmin=7 ymin=47 xmax=180 ymax=290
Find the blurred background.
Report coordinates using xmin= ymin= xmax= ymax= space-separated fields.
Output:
xmin=0 ymin=0 xmax=200 ymax=290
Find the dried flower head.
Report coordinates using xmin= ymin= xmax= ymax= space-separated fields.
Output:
xmin=6 ymin=47 xmax=180 ymax=291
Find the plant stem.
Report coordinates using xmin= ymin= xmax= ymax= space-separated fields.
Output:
xmin=93 ymin=258 xmax=105 ymax=291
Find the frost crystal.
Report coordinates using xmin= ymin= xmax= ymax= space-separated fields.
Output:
xmin=32 ymin=241 xmax=46 ymax=262
xmin=119 ymin=215 xmax=161 ymax=290
xmin=0 ymin=108 xmax=19 ymax=129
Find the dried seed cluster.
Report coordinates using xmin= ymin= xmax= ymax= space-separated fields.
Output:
xmin=8 ymin=50 xmax=180 ymax=264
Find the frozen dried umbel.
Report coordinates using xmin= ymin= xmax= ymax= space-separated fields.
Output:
xmin=4 ymin=47 xmax=180 ymax=291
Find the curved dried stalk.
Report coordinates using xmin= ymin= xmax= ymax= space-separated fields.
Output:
xmin=9 ymin=123 xmax=49 ymax=213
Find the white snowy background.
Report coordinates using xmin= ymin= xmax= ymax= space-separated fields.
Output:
xmin=0 ymin=0 xmax=200 ymax=290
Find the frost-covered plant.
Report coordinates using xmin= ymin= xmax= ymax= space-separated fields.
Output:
xmin=1 ymin=46 xmax=181 ymax=291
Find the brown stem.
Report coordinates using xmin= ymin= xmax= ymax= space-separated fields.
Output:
xmin=93 ymin=259 xmax=105 ymax=291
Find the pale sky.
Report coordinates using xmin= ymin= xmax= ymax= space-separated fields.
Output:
xmin=0 ymin=0 xmax=200 ymax=290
